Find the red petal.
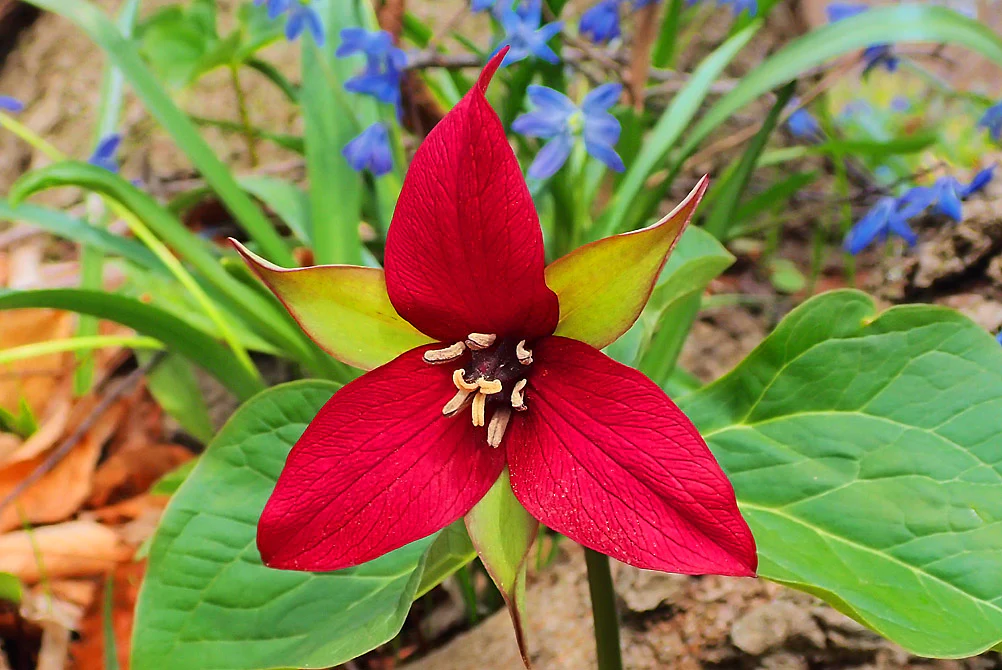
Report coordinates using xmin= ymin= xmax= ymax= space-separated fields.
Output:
xmin=384 ymin=49 xmax=558 ymax=343
xmin=507 ymin=337 xmax=757 ymax=576
xmin=257 ymin=347 xmax=505 ymax=571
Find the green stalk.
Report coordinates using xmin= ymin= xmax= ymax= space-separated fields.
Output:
xmin=0 ymin=335 xmax=163 ymax=365
xmin=585 ymin=549 xmax=623 ymax=670
xmin=230 ymin=64 xmax=259 ymax=167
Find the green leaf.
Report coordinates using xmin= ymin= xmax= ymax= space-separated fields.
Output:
xmin=0 ymin=572 xmax=22 ymax=604
xmin=677 ymin=6 xmax=1002 ymax=169
xmin=680 ymin=290 xmax=1002 ymax=657
xmin=237 ymin=176 xmax=312 ymax=246
xmin=547 ymin=179 xmax=707 ymax=350
xmin=464 ymin=469 xmax=537 ymax=666
xmin=149 ymin=458 xmax=197 ymax=496
xmin=234 ymin=241 xmax=432 ymax=370
xmin=0 ymin=200 xmax=164 ymax=273
xmin=142 ymin=352 xmax=214 ymax=444
xmin=23 ymin=0 xmax=293 ymax=266
xmin=0 ymin=289 xmax=263 ymax=401
xmin=600 ymin=23 xmax=760 ymax=238
xmin=133 ymin=380 xmax=435 ymax=670
xmin=415 ymin=521 xmax=477 ymax=599
xmin=768 ymin=258 xmax=806 ymax=294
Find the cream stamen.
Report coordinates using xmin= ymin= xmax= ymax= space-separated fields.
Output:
xmin=453 ymin=369 xmax=479 ymax=392
xmin=472 ymin=392 xmax=487 ymax=427
xmin=487 ymin=406 xmax=512 ymax=448
xmin=465 ymin=332 xmax=497 ymax=350
xmin=442 ymin=389 xmax=474 ymax=416
xmin=477 ymin=378 xmax=503 ymax=395
xmin=516 ymin=340 xmax=533 ymax=365
xmin=511 ymin=379 xmax=527 ymax=411
xmin=423 ymin=341 xmax=466 ymax=364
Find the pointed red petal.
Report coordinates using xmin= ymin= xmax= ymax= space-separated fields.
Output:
xmin=257 ymin=347 xmax=505 ymax=571
xmin=384 ymin=49 xmax=558 ymax=343
xmin=507 ymin=337 xmax=757 ymax=576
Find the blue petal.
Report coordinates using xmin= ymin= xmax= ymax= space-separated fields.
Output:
xmin=582 ymin=83 xmax=623 ymax=114
xmin=285 ymin=10 xmax=305 ymax=41
xmin=826 ymin=2 xmax=866 ymax=22
xmin=997 ymin=331 xmax=1002 ymax=346
xmin=303 ymin=6 xmax=325 ymax=45
xmin=978 ymin=102 xmax=1002 ymax=141
xmin=896 ymin=186 xmax=934 ymax=220
xmin=886 ymin=213 xmax=918 ymax=246
xmin=584 ymin=139 xmax=625 ymax=172
xmin=843 ymin=197 xmax=894 ymax=254
xmin=528 ymin=133 xmax=574 ymax=180
xmin=342 ymin=123 xmax=392 ymax=177
xmin=961 ymin=166 xmax=994 ymax=197
xmin=526 ymin=85 xmax=576 ymax=117
xmin=583 ymin=112 xmax=621 ymax=147
xmin=471 ymin=0 xmax=497 ymax=11
xmin=513 ymin=110 xmax=568 ymax=139
xmin=0 ymin=95 xmax=24 ymax=113
xmin=531 ymin=41 xmax=561 ymax=64
xmin=579 ymin=0 xmax=621 ymax=45
xmin=89 ymin=133 xmax=122 ymax=172
xmin=932 ymin=178 xmax=963 ymax=221
xmin=266 ymin=0 xmax=291 ymax=20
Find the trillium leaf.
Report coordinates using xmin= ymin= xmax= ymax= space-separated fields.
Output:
xmin=415 ymin=521 xmax=477 ymax=599
xmin=132 ymin=380 xmax=435 ymax=670
xmin=465 ymin=468 xmax=539 ymax=667
xmin=233 ymin=241 xmax=431 ymax=370
xmin=546 ymin=177 xmax=708 ymax=350
xmin=680 ymin=290 xmax=1002 ymax=658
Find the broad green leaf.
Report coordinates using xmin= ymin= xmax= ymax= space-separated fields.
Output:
xmin=0 ymin=289 xmax=263 ymax=401
xmin=133 ymin=380 xmax=435 ymax=670
xmin=767 ymin=258 xmax=806 ymax=294
xmin=415 ymin=521 xmax=477 ymax=599
xmin=150 ymin=458 xmax=197 ymax=496
xmin=0 ymin=572 xmax=22 ymax=604
xmin=142 ymin=352 xmax=214 ymax=444
xmin=548 ymin=179 xmax=707 ymax=350
xmin=23 ymin=0 xmax=293 ymax=266
xmin=234 ymin=241 xmax=431 ymax=370
xmin=600 ymin=23 xmax=759 ymax=238
xmin=680 ymin=290 xmax=1002 ymax=658
xmin=0 ymin=200 xmax=164 ymax=273
xmin=677 ymin=6 xmax=1002 ymax=169
xmin=465 ymin=469 xmax=537 ymax=666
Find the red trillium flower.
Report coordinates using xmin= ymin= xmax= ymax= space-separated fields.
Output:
xmin=237 ymin=48 xmax=755 ymax=654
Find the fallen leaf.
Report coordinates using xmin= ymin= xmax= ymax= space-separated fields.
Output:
xmin=0 ymin=309 xmax=73 ymax=414
xmin=88 ymin=443 xmax=192 ymax=508
xmin=71 ymin=561 xmax=144 ymax=670
xmin=0 ymin=521 xmax=131 ymax=583
xmin=0 ymin=400 xmax=124 ymax=533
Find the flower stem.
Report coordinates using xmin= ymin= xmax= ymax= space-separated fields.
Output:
xmin=584 ymin=548 xmax=623 ymax=670
xmin=230 ymin=64 xmax=259 ymax=167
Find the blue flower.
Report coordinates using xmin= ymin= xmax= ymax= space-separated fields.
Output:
xmin=898 ymin=168 xmax=994 ymax=223
xmin=343 ymin=123 xmax=393 ymax=176
xmin=997 ymin=331 xmax=1002 ymax=346
xmin=978 ymin=101 xmax=1002 ymax=142
xmin=337 ymin=28 xmax=407 ymax=113
xmin=88 ymin=134 xmax=122 ymax=174
xmin=826 ymin=4 xmax=897 ymax=74
xmin=785 ymin=98 xmax=820 ymax=139
xmin=685 ymin=0 xmax=756 ymax=16
xmin=512 ymin=83 xmax=625 ymax=180
xmin=255 ymin=0 xmax=291 ymax=20
xmin=285 ymin=2 xmax=325 ymax=45
xmin=497 ymin=0 xmax=563 ymax=66
xmin=580 ymin=0 xmax=621 ymax=44
xmin=843 ymin=196 xmax=917 ymax=254
xmin=0 ymin=95 xmax=23 ymax=113
xmin=631 ymin=0 xmax=659 ymax=6
xmin=472 ymin=0 xmax=497 ymax=11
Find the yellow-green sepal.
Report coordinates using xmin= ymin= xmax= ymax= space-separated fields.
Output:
xmin=464 ymin=468 xmax=538 ymax=668
xmin=545 ymin=177 xmax=708 ymax=349
xmin=232 ymin=241 xmax=432 ymax=370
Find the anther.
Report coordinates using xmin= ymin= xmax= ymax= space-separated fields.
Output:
xmin=442 ymin=389 xmax=474 ymax=416
xmin=465 ymin=332 xmax=497 ymax=350
xmin=476 ymin=378 xmax=503 ymax=395
xmin=472 ymin=392 xmax=487 ymax=427
xmin=516 ymin=340 xmax=533 ymax=365
xmin=487 ymin=406 xmax=512 ymax=448
xmin=511 ymin=379 xmax=528 ymax=411
xmin=453 ymin=369 xmax=479 ymax=392
xmin=424 ymin=341 xmax=466 ymax=364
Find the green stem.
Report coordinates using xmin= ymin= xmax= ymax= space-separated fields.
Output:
xmin=584 ymin=549 xmax=623 ymax=670
xmin=230 ymin=64 xmax=259 ymax=167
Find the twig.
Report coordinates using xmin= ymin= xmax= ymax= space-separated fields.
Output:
xmin=0 ymin=353 xmax=164 ymax=517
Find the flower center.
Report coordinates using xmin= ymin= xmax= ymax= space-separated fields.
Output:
xmin=567 ymin=110 xmax=585 ymax=135
xmin=422 ymin=333 xmax=533 ymax=448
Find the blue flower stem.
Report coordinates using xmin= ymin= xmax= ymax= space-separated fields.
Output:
xmin=229 ymin=64 xmax=259 ymax=167
xmin=584 ymin=548 xmax=623 ymax=670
